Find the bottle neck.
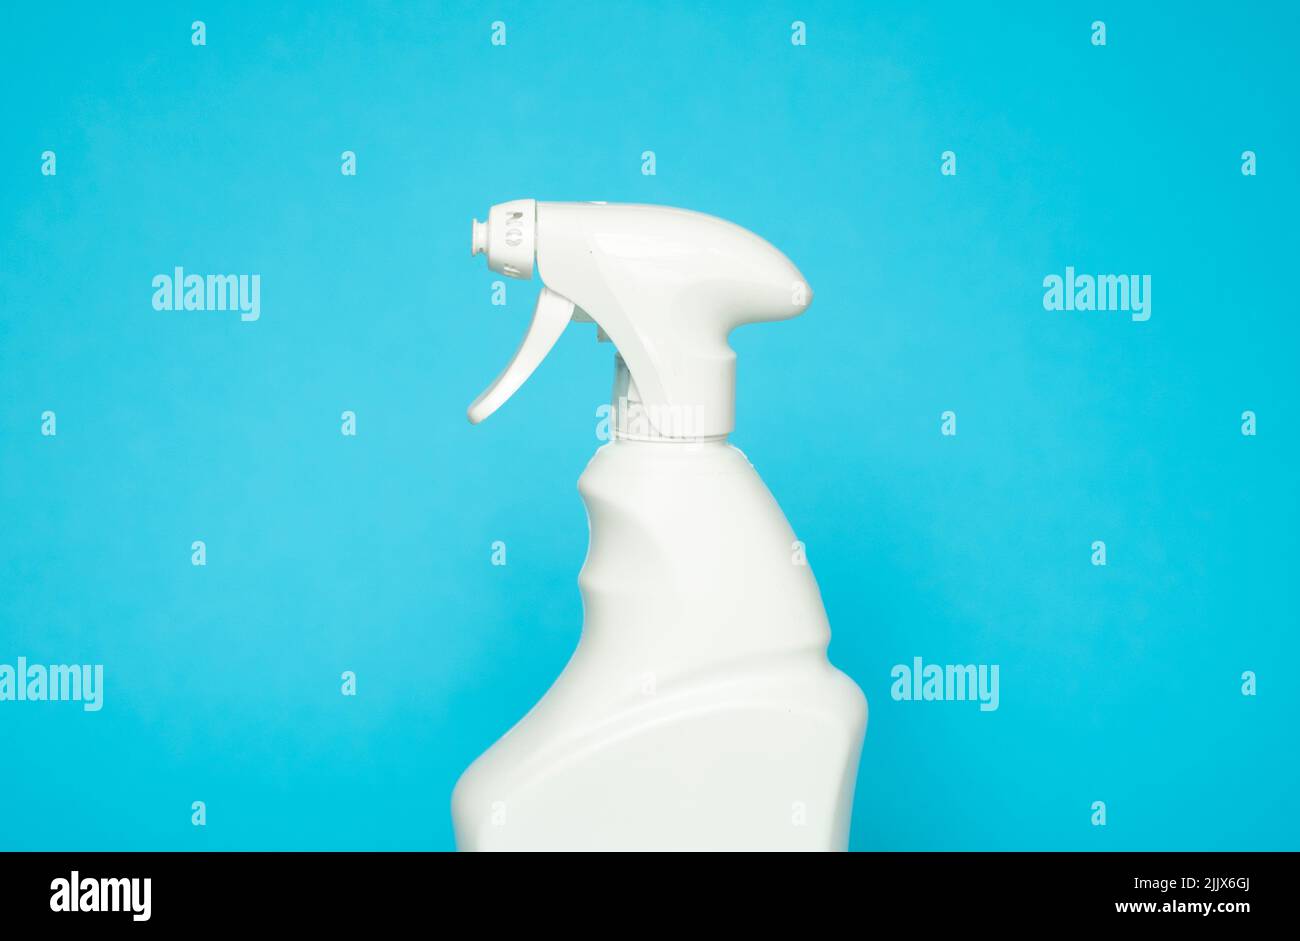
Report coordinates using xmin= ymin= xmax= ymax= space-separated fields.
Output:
xmin=609 ymin=353 xmax=729 ymax=444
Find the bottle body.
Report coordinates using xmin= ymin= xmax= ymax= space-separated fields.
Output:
xmin=452 ymin=439 xmax=867 ymax=850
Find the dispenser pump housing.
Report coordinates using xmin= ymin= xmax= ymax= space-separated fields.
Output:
xmin=469 ymin=200 xmax=813 ymax=439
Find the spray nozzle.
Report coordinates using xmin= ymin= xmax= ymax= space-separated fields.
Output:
xmin=467 ymin=200 xmax=813 ymax=438
xmin=470 ymin=199 xmax=536 ymax=279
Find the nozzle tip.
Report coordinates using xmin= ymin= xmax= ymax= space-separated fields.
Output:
xmin=471 ymin=219 xmax=487 ymax=256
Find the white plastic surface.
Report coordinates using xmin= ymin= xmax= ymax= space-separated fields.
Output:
xmin=451 ymin=440 xmax=867 ymax=851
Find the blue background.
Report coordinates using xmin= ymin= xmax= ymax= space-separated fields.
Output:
xmin=2 ymin=1 xmax=1296 ymax=850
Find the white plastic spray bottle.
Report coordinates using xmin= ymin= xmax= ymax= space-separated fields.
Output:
xmin=453 ymin=200 xmax=867 ymax=851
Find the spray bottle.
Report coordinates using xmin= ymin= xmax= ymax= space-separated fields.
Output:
xmin=453 ymin=200 xmax=867 ymax=851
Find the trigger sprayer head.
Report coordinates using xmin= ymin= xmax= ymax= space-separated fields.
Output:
xmin=467 ymin=200 xmax=813 ymax=438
